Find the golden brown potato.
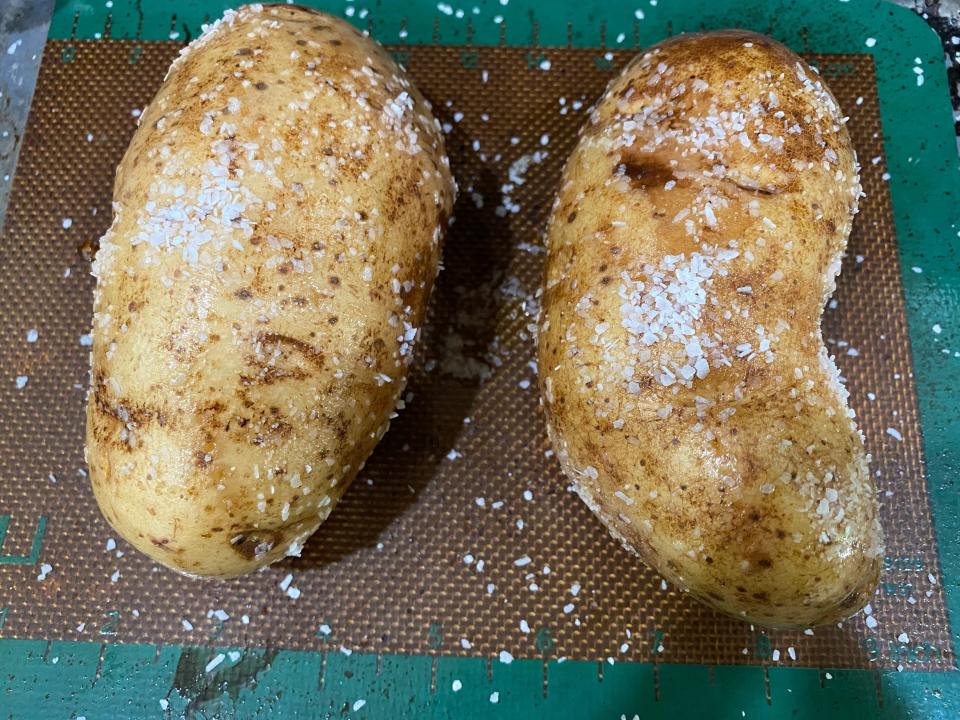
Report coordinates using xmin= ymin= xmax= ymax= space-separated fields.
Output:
xmin=538 ymin=30 xmax=882 ymax=627
xmin=86 ymin=4 xmax=455 ymax=577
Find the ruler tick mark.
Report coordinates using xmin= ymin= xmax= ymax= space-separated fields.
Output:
xmin=91 ymin=643 xmax=106 ymax=687
xmin=763 ymin=664 xmax=772 ymax=705
xmin=653 ymin=657 xmax=661 ymax=701
xmin=430 ymin=656 xmax=438 ymax=694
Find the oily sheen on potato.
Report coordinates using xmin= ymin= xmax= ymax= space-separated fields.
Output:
xmin=538 ymin=30 xmax=883 ymax=627
xmin=86 ymin=5 xmax=455 ymax=577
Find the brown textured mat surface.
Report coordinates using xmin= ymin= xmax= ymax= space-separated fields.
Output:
xmin=0 ymin=41 xmax=951 ymax=670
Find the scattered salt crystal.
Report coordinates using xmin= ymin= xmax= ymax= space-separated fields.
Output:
xmin=514 ymin=555 xmax=532 ymax=567
xmin=205 ymin=654 xmax=225 ymax=673
xmin=15 ymin=376 xmax=28 ymax=389
xmin=352 ymin=700 xmax=366 ymax=712
xmin=452 ymin=679 xmax=463 ymax=691
xmin=460 ymin=638 xmax=472 ymax=649
xmin=489 ymin=691 xmax=500 ymax=704
xmin=886 ymin=427 xmax=903 ymax=441
xmin=520 ymin=619 xmax=530 ymax=633
xmin=499 ymin=650 xmax=514 ymax=664
xmin=26 ymin=329 xmax=38 ymax=343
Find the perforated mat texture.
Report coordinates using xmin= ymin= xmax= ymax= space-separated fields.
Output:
xmin=0 ymin=41 xmax=950 ymax=671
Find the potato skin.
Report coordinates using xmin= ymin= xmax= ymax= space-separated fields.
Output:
xmin=86 ymin=5 xmax=454 ymax=577
xmin=539 ymin=30 xmax=882 ymax=627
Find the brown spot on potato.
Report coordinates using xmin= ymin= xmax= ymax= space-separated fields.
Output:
xmin=620 ymin=153 xmax=676 ymax=189
xmin=258 ymin=332 xmax=325 ymax=370
xmin=230 ymin=531 xmax=278 ymax=560
xmin=150 ymin=537 xmax=172 ymax=551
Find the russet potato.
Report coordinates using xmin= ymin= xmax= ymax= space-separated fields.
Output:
xmin=538 ymin=30 xmax=882 ymax=627
xmin=86 ymin=4 xmax=455 ymax=577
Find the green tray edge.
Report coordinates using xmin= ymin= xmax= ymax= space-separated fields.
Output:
xmin=3 ymin=0 xmax=956 ymax=718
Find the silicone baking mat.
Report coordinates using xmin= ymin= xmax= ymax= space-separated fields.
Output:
xmin=0 ymin=39 xmax=950 ymax=673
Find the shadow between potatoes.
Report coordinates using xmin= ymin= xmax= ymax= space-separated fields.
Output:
xmin=283 ymin=154 xmax=516 ymax=569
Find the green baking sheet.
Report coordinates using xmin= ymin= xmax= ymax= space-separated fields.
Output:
xmin=1 ymin=0 xmax=959 ymax=717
